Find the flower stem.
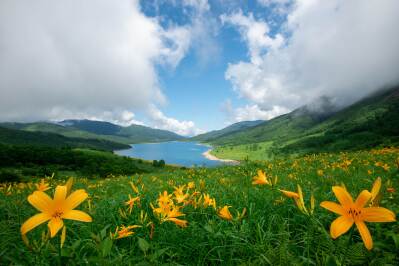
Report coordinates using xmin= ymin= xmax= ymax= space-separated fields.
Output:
xmin=58 ymin=236 xmax=62 ymax=266
xmin=341 ymin=226 xmax=355 ymax=264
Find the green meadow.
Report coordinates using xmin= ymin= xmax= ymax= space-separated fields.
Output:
xmin=1 ymin=147 xmax=398 ymax=265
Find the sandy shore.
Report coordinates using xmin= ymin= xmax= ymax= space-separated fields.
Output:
xmin=202 ymin=149 xmax=239 ymax=164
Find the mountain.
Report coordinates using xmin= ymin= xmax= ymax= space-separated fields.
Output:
xmin=192 ymin=120 xmax=265 ymax=142
xmin=59 ymin=119 xmax=121 ymax=135
xmin=208 ymin=86 xmax=399 ymax=159
xmin=0 ymin=119 xmax=185 ymax=145
xmin=61 ymin=119 xmax=185 ymax=143
xmin=118 ymin=124 xmax=185 ymax=142
xmin=0 ymin=126 xmax=129 ymax=151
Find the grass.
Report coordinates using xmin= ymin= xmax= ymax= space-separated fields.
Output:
xmin=0 ymin=147 xmax=398 ymax=265
xmin=204 ymin=87 xmax=399 ymax=158
xmin=212 ymin=141 xmax=275 ymax=161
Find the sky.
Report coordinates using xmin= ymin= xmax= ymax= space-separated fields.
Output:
xmin=0 ymin=0 xmax=399 ymax=136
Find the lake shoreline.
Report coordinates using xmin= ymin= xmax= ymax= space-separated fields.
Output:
xmin=202 ymin=149 xmax=239 ymax=164
xmin=114 ymin=141 xmax=232 ymax=167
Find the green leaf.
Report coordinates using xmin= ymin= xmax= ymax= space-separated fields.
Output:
xmin=204 ymin=224 xmax=213 ymax=234
xmin=100 ymin=237 xmax=113 ymax=257
xmin=150 ymin=248 xmax=169 ymax=261
xmin=138 ymin=237 xmax=150 ymax=253
xmin=325 ymin=256 xmax=339 ymax=266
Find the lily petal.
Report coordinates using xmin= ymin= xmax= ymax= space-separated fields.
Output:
xmin=62 ymin=210 xmax=92 ymax=222
xmin=355 ymin=190 xmax=372 ymax=208
xmin=258 ymin=170 xmax=266 ymax=179
xmin=320 ymin=201 xmax=344 ymax=215
xmin=332 ymin=186 xmax=353 ymax=206
xmin=330 ymin=215 xmax=353 ymax=239
xmin=64 ymin=189 xmax=88 ymax=210
xmin=54 ymin=186 xmax=67 ymax=204
xmin=165 ymin=217 xmax=188 ymax=227
xmin=61 ymin=226 xmax=67 ymax=248
xmin=355 ymin=221 xmax=373 ymax=250
xmin=28 ymin=191 xmax=53 ymax=213
xmin=21 ymin=213 xmax=51 ymax=235
xmin=48 ymin=218 xmax=64 ymax=237
xmin=370 ymin=177 xmax=381 ymax=200
xmin=362 ymin=207 xmax=396 ymax=222
xmin=279 ymin=189 xmax=299 ymax=199
xmin=297 ymin=185 xmax=307 ymax=213
xmin=65 ymin=177 xmax=74 ymax=195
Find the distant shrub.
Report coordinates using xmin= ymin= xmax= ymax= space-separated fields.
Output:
xmin=0 ymin=144 xmax=157 ymax=177
xmin=153 ymin=159 xmax=166 ymax=168
xmin=158 ymin=159 xmax=165 ymax=167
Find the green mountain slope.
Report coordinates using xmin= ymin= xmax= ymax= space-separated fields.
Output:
xmin=0 ymin=126 xmax=129 ymax=151
xmin=60 ymin=119 xmax=122 ymax=135
xmin=192 ymin=120 xmax=265 ymax=142
xmin=61 ymin=119 xmax=185 ymax=143
xmin=0 ymin=120 xmax=185 ymax=145
xmin=210 ymin=86 xmax=399 ymax=159
xmin=119 ymin=124 xmax=185 ymax=143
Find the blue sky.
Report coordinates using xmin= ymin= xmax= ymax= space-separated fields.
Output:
xmin=136 ymin=0 xmax=292 ymax=132
xmin=1 ymin=0 xmax=398 ymax=136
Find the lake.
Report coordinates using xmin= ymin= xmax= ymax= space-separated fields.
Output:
xmin=114 ymin=141 xmax=225 ymax=167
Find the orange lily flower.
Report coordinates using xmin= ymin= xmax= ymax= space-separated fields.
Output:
xmin=218 ymin=205 xmax=233 ymax=221
xmin=35 ymin=179 xmax=50 ymax=192
xmin=320 ymin=186 xmax=396 ymax=250
xmin=252 ymin=170 xmax=271 ymax=185
xmin=21 ymin=185 xmax=92 ymax=238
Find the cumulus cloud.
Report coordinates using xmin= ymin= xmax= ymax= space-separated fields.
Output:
xmin=0 ymin=0 xmax=197 ymax=134
xmin=183 ymin=0 xmax=210 ymax=13
xmin=221 ymin=11 xmax=284 ymax=65
xmin=222 ymin=100 xmax=289 ymax=123
xmin=257 ymin=0 xmax=291 ymax=7
xmin=46 ymin=108 xmax=146 ymax=127
xmin=222 ymin=0 xmax=399 ymax=120
xmin=147 ymin=105 xmax=203 ymax=136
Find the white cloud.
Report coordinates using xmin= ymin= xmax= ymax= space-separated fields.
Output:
xmin=183 ymin=0 xmax=210 ymax=13
xmin=45 ymin=108 xmax=146 ymax=127
xmin=147 ymin=105 xmax=203 ymax=137
xmin=257 ymin=0 xmax=291 ymax=6
xmin=159 ymin=25 xmax=191 ymax=69
xmin=222 ymin=100 xmax=289 ymax=123
xmin=222 ymin=0 xmax=399 ymax=116
xmin=0 ymin=0 xmax=197 ymax=134
xmin=234 ymin=105 xmax=289 ymax=121
xmin=221 ymin=11 xmax=284 ymax=65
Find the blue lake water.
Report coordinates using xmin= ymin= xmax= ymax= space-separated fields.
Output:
xmin=114 ymin=141 xmax=224 ymax=167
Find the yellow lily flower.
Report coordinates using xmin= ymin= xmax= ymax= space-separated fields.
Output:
xmin=125 ymin=194 xmax=140 ymax=213
xmin=113 ymin=225 xmax=141 ymax=239
xmin=203 ymin=193 xmax=217 ymax=209
xmin=187 ymin=181 xmax=195 ymax=189
xmin=218 ymin=205 xmax=233 ymax=221
xmin=174 ymin=192 xmax=189 ymax=204
xmin=173 ymin=185 xmax=186 ymax=195
xmin=252 ymin=170 xmax=271 ymax=186
xmin=35 ymin=179 xmax=50 ymax=192
xmin=21 ymin=185 xmax=92 ymax=238
xmin=320 ymin=186 xmax=396 ymax=250
xmin=279 ymin=185 xmax=309 ymax=214
xmin=162 ymin=206 xmax=188 ymax=228
xmin=165 ymin=217 xmax=188 ymax=228
xmin=369 ymin=177 xmax=381 ymax=206
xmin=65 ymin=177 xmax=74 ymax=195
xmin=129 ymin=181 xmax=139 ymax=194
